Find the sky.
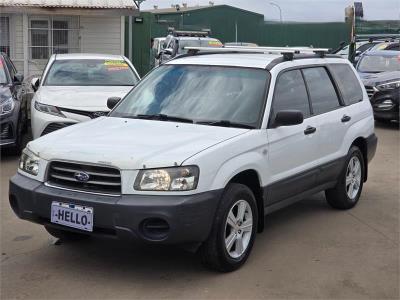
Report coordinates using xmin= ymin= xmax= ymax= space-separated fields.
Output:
xmin=141 ymin=0 xmax=400 ymax=22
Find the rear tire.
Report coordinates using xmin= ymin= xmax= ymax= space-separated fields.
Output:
xmin=44 ymin=226 xmax=89 ymax=241
xmin=325 ymin=146 xmax=365 ymax=210
xmin=200 ymin=183 xmax=258 ymax=272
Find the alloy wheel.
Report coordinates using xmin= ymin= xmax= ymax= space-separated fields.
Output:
xmin=224 ymin=199 xmax=253 ymax=259
xmin=346 ymin=156 xmax=362 ymax=200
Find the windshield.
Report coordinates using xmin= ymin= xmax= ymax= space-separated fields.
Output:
xmin=358 ymin=54 xmax=400 ymax=73
xmin=44 ymin=59 xmax=139 ymax=86
xmin=0 ymin=58 xmax=8 ymax=84
xmin=110 ymin=65 xmax=270 ymax=128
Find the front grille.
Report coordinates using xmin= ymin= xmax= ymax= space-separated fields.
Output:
xmin=41 ymin=123 xmax=74 ymax=136
xmin=364 ymin=86 xmax=375 ymax=99
xmin=0 ymin=122 xmax=13 ymax=140
xmin=47 ymin=161 xmax=121 ymax=195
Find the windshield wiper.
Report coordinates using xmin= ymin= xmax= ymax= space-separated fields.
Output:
xmin=196 ymin=120 xmax=256 ymax=129
xmin=134 ymin=114 xmax=194 ymax=124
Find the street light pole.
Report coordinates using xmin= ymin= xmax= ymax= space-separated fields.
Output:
xmin=270 ymin=1 xmax=283 ymax=23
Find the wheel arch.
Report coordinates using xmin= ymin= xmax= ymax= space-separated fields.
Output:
xmin=351 ymin=137 xmax=368 ymax=182
xmin=228 ymin=169 xmax=265 ymax=233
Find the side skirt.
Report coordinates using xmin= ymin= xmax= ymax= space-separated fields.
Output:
xmin=264 ymin=181 xmax=336 ymax=215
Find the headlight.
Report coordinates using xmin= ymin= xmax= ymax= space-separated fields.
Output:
xmin=376 ymin=80 xmax=400 ymax=91
xmin=134 ymin=166 xmax=199 ymax=191
xmin=34 ymin=101 xmax=65 ymax=117
xmin=0 ymin=97 xmax=15 ymax=115
xmin=377 ymin=99 xmax=394 ymax=109
xmin=19 ymin=149 xmax=40 ymax=176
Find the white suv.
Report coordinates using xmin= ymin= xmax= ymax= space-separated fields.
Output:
xmin=10 ymin=47 xmax=377 ymax=272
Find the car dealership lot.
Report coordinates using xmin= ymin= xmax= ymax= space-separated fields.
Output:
xmin=1 ymin=123 xmax=398 ymax=299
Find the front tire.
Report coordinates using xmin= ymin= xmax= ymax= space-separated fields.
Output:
xmin=325 ymin=146 xmax=365 ymax=210
xmin=200 ymin=183 xmax=258 ymax=272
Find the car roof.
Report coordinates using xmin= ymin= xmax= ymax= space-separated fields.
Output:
xmin=54 ymin=53 xmax=125 ymax=60
xmin=166 ymin=52 xmax=344 ymax=69
xmin=363 ymin=50 xmax=399 ymax=57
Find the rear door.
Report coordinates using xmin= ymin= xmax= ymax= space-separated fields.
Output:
xmin=301 ymin=66 xmax=348 ymax=185
xmin=266 ymin=69 xmax=319 ymax=205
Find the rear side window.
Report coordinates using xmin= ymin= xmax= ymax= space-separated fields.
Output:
xmin=302 ymin=67 xmax=340 ymax=115
xmin=330 ymin=64 xmax=363 ymax=105
xmin=272 ymin=69 xmax=311 ymax=118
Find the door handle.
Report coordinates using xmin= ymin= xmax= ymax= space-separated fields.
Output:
xmin=341 ymin=115 xmax=351 ymax=123
xmin=304 ymin=126 xmax=316 ymax=135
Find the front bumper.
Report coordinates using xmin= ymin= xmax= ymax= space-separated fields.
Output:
xmin=9 ymin=173 xmax=223 ymax=244
xmin=370 ymin=88 xmax=399 ymax=122
xmin=0 ymin=105 xmax=19 ymax=148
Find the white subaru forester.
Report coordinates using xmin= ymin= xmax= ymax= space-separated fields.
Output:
xmin=10 ymin=46 xmax=377 ymax=272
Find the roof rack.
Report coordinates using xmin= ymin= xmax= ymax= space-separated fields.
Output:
xmin=184 ymin=46 xmax=331 ymax=60
xmin=172 ymin=30 xmax=210 ymax=37
xmin=355 ymin=34 xmax=400 ymax=42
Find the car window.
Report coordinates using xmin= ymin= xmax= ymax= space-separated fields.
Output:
xmin=4 ymin=56 xmax=16 ymax=80
xmin=44 ymin=59 xmax=139 ymax=86
xmin=272 ymin=69 xmax=310 ymax=119
xmin=329 ymin=64 xmax=363 ymax=105
xmin=386 ymin=44 xmax=399 ymax=51
xmin=0 ymin=57 xmax=9 ymax=84
xmin=357 ymin=43 xmax=376 ymax=53
xmin=357 ymin=54 xmax=399 ymax=73
xmin=302 ymin=67 xmax=340 ymax=114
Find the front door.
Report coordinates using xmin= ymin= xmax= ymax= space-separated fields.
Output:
xmin=266 ymin=69 xmax=320 ymax=205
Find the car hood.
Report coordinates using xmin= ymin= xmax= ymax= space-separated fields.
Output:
xmin=27 ymin=117 xmax=249 ymax=169
xmin=359 ymin=71 xmax=400 ymax=86
xmin=35 ymin=86 xmax=133 ymax=110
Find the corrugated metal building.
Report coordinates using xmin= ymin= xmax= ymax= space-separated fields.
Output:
xmin=0 ymin=0 xmax=138 ymax=79
xmin=126 ymin=5 xmax=351 ymax=76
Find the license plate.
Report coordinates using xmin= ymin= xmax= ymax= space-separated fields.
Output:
xmin=51 ymin=202 xmax=93 ymax=232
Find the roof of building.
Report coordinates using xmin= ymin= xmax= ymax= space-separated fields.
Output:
xmin=144 ymin=4 xmax=264 ymax=17
xmin=0 ymin=0 xmax=136 ymax=9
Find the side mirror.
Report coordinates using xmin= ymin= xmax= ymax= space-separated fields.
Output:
xmin=14 ymin=73 xmax=24 ymax=84
xmin=273 ymin=110 xmax=303 ymax=127
xmin=107 ymin=97 xmax=121 ymax=110
xmin=163 ymin=48 xmax=173 ymax=56
xmin=355 ymin=50 xmax=362 ymax=56
xmin=31 ymin=77 xmax=40 ymax=92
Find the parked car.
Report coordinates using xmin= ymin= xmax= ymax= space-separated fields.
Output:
xmin=152 ymin=37 xmax=166 ymax=67
xmin=0 ymin=52 xmax=27 ymax=152
xmin=356 ymin=50 xmax=399 ymax=122
xmin=30 ymin=53 xmax=140 ymax=139
xmin=158 ymin=30 xmax=222 ymax=63
xmin=333 ymin=41 xmax=380 ymax=59
xmin=10 ymin=46 xmax=377 ymax=272
xmin=366 ymin=41 xmax=399 ymax=52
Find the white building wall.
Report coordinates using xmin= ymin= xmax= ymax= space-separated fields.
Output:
xmin=7 ymin=13 xmax=124 ymax=79
xmin=80 ymin=16 xmax=123 ymax=55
